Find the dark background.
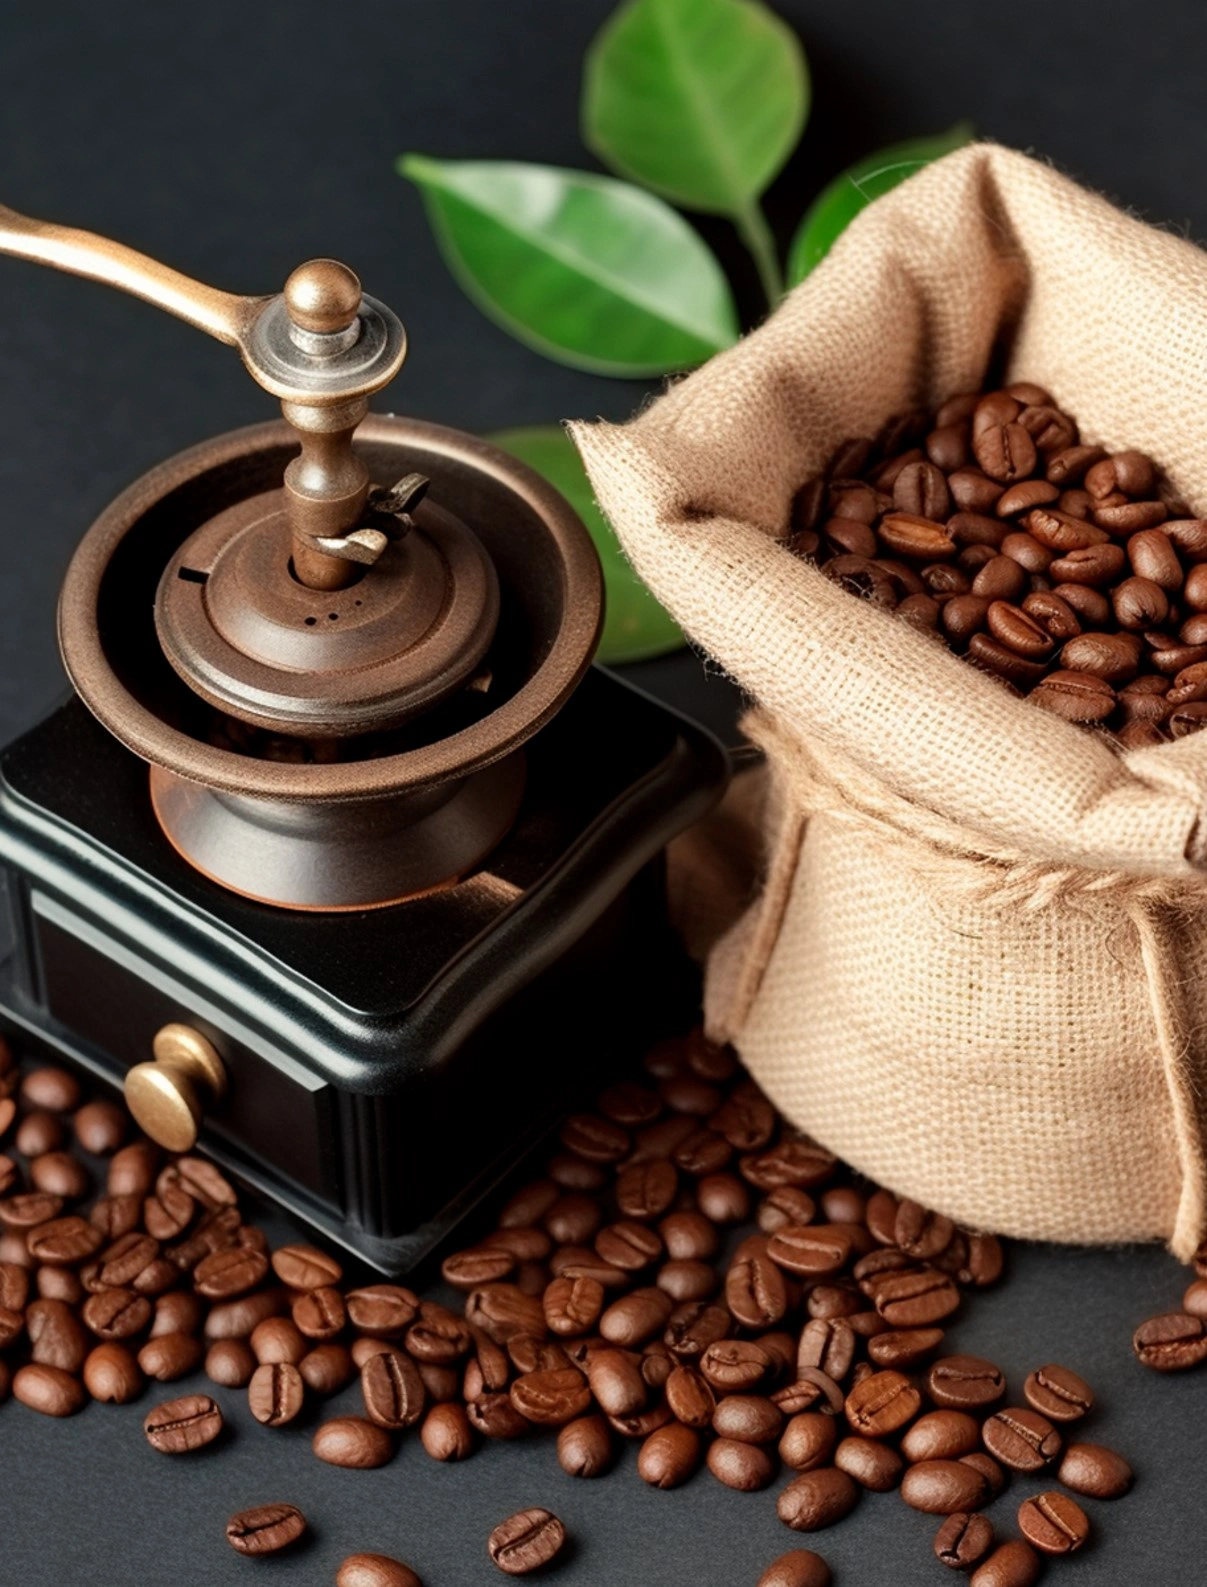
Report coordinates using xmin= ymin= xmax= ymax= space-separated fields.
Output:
xmin=2 ymin=1 xmax=1206 ymax=1581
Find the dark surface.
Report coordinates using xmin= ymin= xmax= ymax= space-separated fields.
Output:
xmin=1 ymin=0 xmax=1206 ymax=1581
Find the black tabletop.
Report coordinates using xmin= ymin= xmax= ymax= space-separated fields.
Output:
xmin=2 ymin=2 xmax=1206 ymax=1582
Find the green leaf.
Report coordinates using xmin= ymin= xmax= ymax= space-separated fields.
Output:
xmin=489 ymin=425 xmax=685 ymax=665
xmin=787 ymin=123 xmax=975 ymax=286
xmin=583 ymin=0 xmax=809 ymax=217
xmin=399 ymin=155 xmax=739 ymax=377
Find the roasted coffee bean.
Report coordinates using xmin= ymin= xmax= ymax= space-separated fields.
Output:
xmin=466 ymin=1391 xmax=531 ymax=1440
xmin=776 ymin=1368 xmax=846 ymax=1417
xmin=485 ymin=1227 xmax=552 ymax=1263
xmin=557 ymin=1413 xmax=614 ymax=1477
xmin=248 ymin=1361 xmax=304 ymax=1426
xmin=767 ymin=1224 xmax=851 ymax=1277
xmin=193 ymin=1244 xmax=267 ymax=1299
xmin=487 ymin=1508 xmax=566 ymax=1576
xmin=657 ymin=1258 xmax=716 ymax=1303
xmin=206 ymin=1338 xmax=257 ymax=1388
xmin=543 ymin=1274 xmax=604 ymax=1336
xmin=797 ymin=1318 xmax=855 ymax=1382
xmin=809 ymin=1285 xmax=864 ymax=1322
xmin=297 ymin=1342 xmax=354 ymax=1397
xmin=833 ymin=1435 xmax=903 ymax=1492
xmin=874 ymin=1268 xmax=959 ymax=1326
xmin=313 ymin=1415 xmax=394 ymax=1468
xmin=659 ymin=1209 xmax=718 ymax=1261
xmin=82 ymin=1286 xmax=151 ymax=1340
xmin=901 ymin=1458 xmax=991 ymax=1514
xmin=27 ymin=1215 xmax=103 ymax=1266
xmin=17 ymin=1112 xmax=64 ymax=1157
xmin=777 ymin=1467 xmax=859 ymax=1530
xmin=1 ymin=1192 xmax=64 ymax=1229
xmin=638 ymin=1421 xmax=701 ymax=1488
xmin=867 ymin=1327 xmax=943 ymax=1369
xmin=36 ymin=1266 xmax=83 ymax=1305
xmin=726 ymin=1252 xmax=788 ymax=1328
xmin=26 ymin=1297 xmax=88 ymax=1372
xmin=699 ymin=1338 xmax=770 ymax=1392
xmin=107 ymin=1142 xmax=158 ymax=1198
xmin=137 ymin=1330 xmax=203 ymax=1381
xmin=982 ymin=1407 xmax=1061 ymax=1470
xmin=144 ymin=1392 xmax=223 ymax=1452
xmin=87 ymin=1195 xmax=139 ymax=1244
xmin=1018 ymin=1490 xmax=1089 ymax=1554
xmin=83 ymin=1341 xmax=143 ymax=1403
xmin=204 ymin=1287 xmax=286 ymax=1339
xmin=696 ymin=1172 xmax=750 ymax=1223
xmin=21 ymin=1067 xmax=80 ymax=1113
xmin=1022 ymin=1362 xmax=1093 ymax=1421
xmin=935 ymin=1512 xmax=995 ymax=1571
xmin=584 ymin=1347 xmax=644 ymax=1417
xmin=595 ymin=1220 xmax=662 ymax=1272
xmin=346 ymin=1283 xmax=420 ymax=1338
xmin=414 ymin=1400 xmax=473 ymax=1463
xmin=561 ymin=1113 xmax=630 ymax=1163
xmin=968 ymin=1540 xmax=1042 ymax=1587
xmin=845 ymin=1370 xmax=920 ymax=1436
xmin=1133 ymin=1311 xmax=1207 ymax=1370
xmin=248 ymin=1316 xmax=305 ymax=1365
xmin=662 ymin=1073 xmax=724 ymax=1117
xmin=13 ymin=1362 xmax=85 ymax=1417
xmin=901 ymin=1409 xmax=980 ymax=1463
xmin=407 ymin=1301 xmax=472 ymax=1364
xmin=72 ymin=1100 xmax=125 ymax=1155
xmin=544 ymin=1193 xmax=603 ymax=1244
xmin=712 ymin=1393 xmax=783 ymax=1445
xmin=778 ymin=1411 xmax=837 ymax=1471
xmin=614 ymin=1159 xmax=678 ymax=1221
xmin=225 ymin=1504 xmax=307 ymax=1557
xmin=1057 ymin=1440 xmax=1133 ymax=1498
xmin=510 ymin=1365 xmax=591 ymax=1426
xmin=707 ymin=1436 xmax=776 ymax=1491
xmin=336 ymin=1556 xmax=422 ymax=1587
xmin=0 ymin=1258 xmax=29 ymax=1311
xmin=756 ymin=1550 xmax=832 ymax=1587
xmin=742 ymin=1139 xmax=834 ymax=1191
xmin=269 ymin=1241 xmax=343 ymax=1290
xmin=599 ymin=1285 xmax=673 ymax=1346
xmin=928 ymin=1355 xmax=1005 ymax=1409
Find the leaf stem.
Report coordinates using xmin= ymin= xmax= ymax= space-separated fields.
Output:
xmin=734 ymin=199 xmax=784 ymax=309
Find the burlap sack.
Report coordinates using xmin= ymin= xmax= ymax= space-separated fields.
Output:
xmin=571 ymin=143 xmax=1207 ymax=1258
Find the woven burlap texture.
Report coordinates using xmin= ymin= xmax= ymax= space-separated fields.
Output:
xmin=571 ymin=143 xmax=1207 ymax=1257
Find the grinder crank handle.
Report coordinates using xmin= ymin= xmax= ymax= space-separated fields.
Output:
xmin=0 ymin=199 xmax=408 ymax=589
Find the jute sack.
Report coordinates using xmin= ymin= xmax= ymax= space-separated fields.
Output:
xmin=571 ymin=143 xmax=1207 ymax=1258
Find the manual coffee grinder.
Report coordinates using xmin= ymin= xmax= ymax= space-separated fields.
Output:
xmin=0 ymin=203 xmax=727 ymax=1272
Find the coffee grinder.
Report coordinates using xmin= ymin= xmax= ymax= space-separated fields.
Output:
xmin=0 ymin=202 xmax=728 ymax=1272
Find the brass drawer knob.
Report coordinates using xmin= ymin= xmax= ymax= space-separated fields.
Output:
xmin=124 ymin=1024 xmax=227 ymax=1152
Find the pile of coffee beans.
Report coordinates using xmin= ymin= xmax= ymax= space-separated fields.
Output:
xmin=788 ymin=383 xmax=1207 ymax=746
xmin=0 ymin=1026 xmax=1137 ymax=1583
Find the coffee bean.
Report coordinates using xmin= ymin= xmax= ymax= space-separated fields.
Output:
xmin=776 ymin=1369 xmax=846 ymax=1417
xmin=927 ymin=1355 xmax=1005 ymax=1409
xmin=844 ymin=1370 xmax=920 ymax=1436
xmin=72 ymin=1100 xmax=125 ymax=1155
xmin=1018 ymin=1490 xmax=1089 ymax=1554
xmin=834 ymin=1434 xmax=903 ymax=1491
xmin=21 ymin=1067 xmax=80 ymax=1112
xmin=982 ymin=1407 xmax=1061 ymax=1471
xmin=13 ymin=1362 xmax=85 ymax=1416
xmin=248 ymin=1361 xmax=304 ymax=1426
xmin=27 ymin=1215 xmax=103 ymax=1266
xmin=83 ymin=1341 xmax=143 ymax=1403
xmin=297 ymin=1342 xmax=353 ymax=1397
xmin=487 ymin=1508 xmax=566 ymax=1575
xmin=901 ymin=1409 xmax=981 ymax=1462
xmin=510 ymin=1365 xmax=591 ymax=1426
xmin=637 ymin=1421 xmax=701 ymax=1488
xmin=561 ymin=1113 xmax=630 ymax=1163
xmin=206 ymin=1338 xmax=256 ymax=1387
xmin=26 ymin=1296 xmax=88 ymax=1371
xmin=542 ymin=1274 xmax=604 ymax=1337
xmin=17 ymin=1112 xmax=64 ymax=1157
xmin=659 ymin=1210 xmax=718 ymax=1261
xmin=935 ymin=1512 xmax=995 ymax=1570
xmin=726 ymin=1252 xmax=788 ymax=1328
xmin=144 ymin=1391 xmax=223 ymax=1452
xmin=1057 ymin=1440 xmax=1133 ymax=1499
xmin=407 ymin=1300 xmax=472 ymax=1364
xmin=1022 ymin=1362 xmax=1093 ymax=1421
xmin=82 ymin=1286 xmax=151 ymax=1340
xmin=756 ymin=1550 xmax=832 ymax=1587
xmin=106 ymin=1143 xmax=158 ymax=1197
xmin=777 ymin=1410 xmax=836 ymax=1471
xmin=226 ymin=1503 xmax=307 ymax=1557
xmin=867 ymin=1327 xmax=943 ymax=1369
xmin=204 ymin=1287 xmax=286 ymax=1339
xmin=1133 ymin=1311 xmax=1207 ymax=1370
xmin=37 ymin=1266 xmax=83 ymax=1305
xmin=1 ymin=1192 xmax=64 ymax=1229
xmin=599 ymin=1285 xmax=673 ymax=1346
xmin=696 ymin=1172 xmax=750 ymax=1223
xmin=968 ymin=1540 xmax=1042 ymax=1587
xmin=138 ymin=1331 xmax=203 ymax=1381
xmin=336 ymin=1555 xmax=422 ymax=1587
xmin=615 ymin=1160 xmax=678 ymax=1220
xmin=707 ymin=1436 xmax=776 ymax=1491
xmin=193 ymin=1244 xmax=267 ymax=1298
xmin=901 ymin=1458 xmax=991 ymax=1514
xmin=777 ymin=1467 xmax=859 ymax=1530
xmin=713 ymin=1393 xmax=783 ymax=1445
xmin=346 ymin=1282 xmax=421 ymax=1338
xmin=313 ymin=1415 xmax=395 ymax=1468
xmin=767 ymin=1225 xmax=852 ymax=1277
xmin=698 ymin=1338 xmax=767 ymax=1391
xmin=557 ymin=1413 xmax=613 ymax=1477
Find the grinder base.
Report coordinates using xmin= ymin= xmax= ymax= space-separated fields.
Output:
xmin=0 ymin=668 xmax=727 ymax=1273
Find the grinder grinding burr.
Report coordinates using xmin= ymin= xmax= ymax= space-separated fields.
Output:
xmin=0 ymin=201 xmax=728 ymax=1271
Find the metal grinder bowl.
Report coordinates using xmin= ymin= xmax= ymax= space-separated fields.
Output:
xmin=57 ymin=415 xmax=603 ymax=909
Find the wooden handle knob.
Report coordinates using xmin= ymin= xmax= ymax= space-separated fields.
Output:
xmin=124 ymin=1024 xmax=227 ymax=1152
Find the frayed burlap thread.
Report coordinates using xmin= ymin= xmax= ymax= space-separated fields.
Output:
xmin=571 ymin=143 xmax=1207 ymax=1255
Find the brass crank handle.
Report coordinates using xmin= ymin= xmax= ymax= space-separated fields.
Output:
xmin=0 ymin=199 xmax=409 ymax=587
